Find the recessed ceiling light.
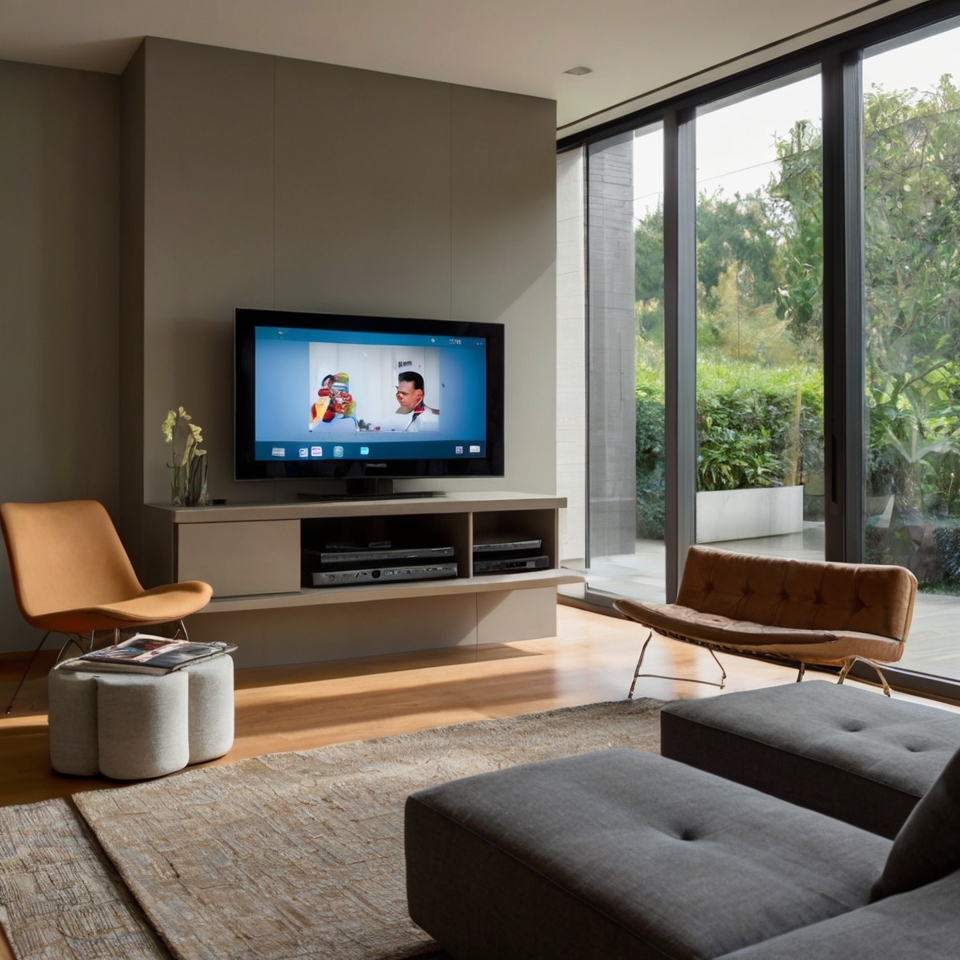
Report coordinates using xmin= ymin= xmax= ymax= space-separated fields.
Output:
xmin=563 ymin=66 xmax=592 ymax=77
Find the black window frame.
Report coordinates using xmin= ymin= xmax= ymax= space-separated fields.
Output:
xmin=560 ymin=0 xmax=960 ymax=701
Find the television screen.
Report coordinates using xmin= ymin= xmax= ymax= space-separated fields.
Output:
xmin=235 ymin=309 xmax=504 ymax=486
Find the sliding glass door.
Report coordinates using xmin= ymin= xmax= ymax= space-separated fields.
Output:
xmin=565 ymin=123 xmax=666 ymax=604
xmin=561 ymin=0 xmax=960 ymax=694
xmin=694 ymin=73 xmax=825 ymax=563
xmin=862 ymin=18 xmax=960 ymax=680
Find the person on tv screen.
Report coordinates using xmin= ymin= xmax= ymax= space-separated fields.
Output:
xmin=394 ymin=370 xmax=438 ymax=432
xmin=309 ymin=372 xmax=356 ymax=431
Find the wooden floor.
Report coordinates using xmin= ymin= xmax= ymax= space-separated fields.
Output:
xmin=0 ymin=603 xmax=897 ymax=810
xmin=0 ymin=603 xmax=936 ymax=960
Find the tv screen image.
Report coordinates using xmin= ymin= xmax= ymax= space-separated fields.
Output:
xmin=235 ymin=309 xmax=504 ymax=488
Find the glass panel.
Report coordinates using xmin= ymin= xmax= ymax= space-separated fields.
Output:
xmin=565 ymin=123 xmax=665 ymax=604
xmin=630 ymin=126 xmax=667 ymax=601
xmin=695 ymin=73 xmax=825 ymax=563
xmin=863 ymin=20 xmax=960 ymax=679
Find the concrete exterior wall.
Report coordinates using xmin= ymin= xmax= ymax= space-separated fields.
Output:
xmin=586 ymin=133 xmax=636 ymax=560
xmin=556 ymin=148 xmax=586 ymax=563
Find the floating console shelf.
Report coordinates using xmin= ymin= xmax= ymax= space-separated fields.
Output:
xmin=143 ymin=493 xmax=580 ymax=667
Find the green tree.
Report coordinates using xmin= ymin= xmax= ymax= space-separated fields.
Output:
xmin=862 ymin=77 xmax=960 ymax=507
xmin=634 ymin=206 xmax=665 ymax=343
xmin=767 ymin=119 xmax=823 ymax=354
xmin=696 ymin=191 xmax=778 ymax=316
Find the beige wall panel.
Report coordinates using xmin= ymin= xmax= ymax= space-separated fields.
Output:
xmin=443 ymin=85 xmax=558 ymax=497
xmin=476 ymin=587 xmax=558 ymax=645
xmin=0 ymin=60 xmax=119 ymax=653
xmin=177 ymin=520 xmax=301 ymax=596
xmin=187 ymin=594 xmax=478 ymax=667
xmin=272 ymin=59 xmax=452 ymax=318
xmin=141 ymin=38 xmax=276 ymax=507
xmin=120 ymin=43 xmax=147 ymax=567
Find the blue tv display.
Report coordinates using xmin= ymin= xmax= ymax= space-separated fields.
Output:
xmin=235 ymin=309 xmax=505 ymax=491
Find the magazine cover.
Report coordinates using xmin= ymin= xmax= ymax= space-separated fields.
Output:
xmin=74 ymin=634 xmax=236 ymax=673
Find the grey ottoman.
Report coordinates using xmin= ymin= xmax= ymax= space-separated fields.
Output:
xmin=661 ymin=680 xmax=960 ymax=838
xmin=405 ymin=749 xmax=890 ymax=960
xmin=48 ymin=654 xmax=234 ymax=780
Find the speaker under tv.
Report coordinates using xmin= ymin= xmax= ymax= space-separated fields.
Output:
xmin=234 ymin=308 xmax=505 ymax=496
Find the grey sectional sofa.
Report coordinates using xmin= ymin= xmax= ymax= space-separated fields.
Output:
xmin=404 ymin=682 xmax=960 ymax=959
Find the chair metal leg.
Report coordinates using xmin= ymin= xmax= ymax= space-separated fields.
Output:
xmin=838 ymin=656 xmax=892 ymax=697
xmin=627 ymin=629 xmax=727 ymax=699
xmin=627 ymin=631 xmax=654 ymax=700
xmin=172 ymin=619 xmax=190 ymax=641
xmin=57 ymin=633 xmax=88 ymax=662
xmin=797 ymin=662 xmax=806 ymax=683
xmin=4 ymin=630 xmax=53 ymax=714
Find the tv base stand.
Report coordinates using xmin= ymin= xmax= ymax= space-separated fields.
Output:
xmin=296 ymin=490 xmax=444 ymax=503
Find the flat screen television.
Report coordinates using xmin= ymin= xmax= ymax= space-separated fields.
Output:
xmin=235 ymin=308 xmax=505 ymax=495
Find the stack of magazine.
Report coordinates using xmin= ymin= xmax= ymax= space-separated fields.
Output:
xmin=61 ymin=634 xmax=237 ymax=674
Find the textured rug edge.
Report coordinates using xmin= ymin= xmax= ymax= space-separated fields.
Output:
xmin=6 ymin=698 xmax=666 ymax=960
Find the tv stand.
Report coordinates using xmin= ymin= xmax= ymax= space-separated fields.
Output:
xmin=143 ymin=492 xmax=580 ymax=668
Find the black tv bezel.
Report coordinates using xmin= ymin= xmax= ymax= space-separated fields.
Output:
xmin=234 ymin=308 xmax=505 ymax=483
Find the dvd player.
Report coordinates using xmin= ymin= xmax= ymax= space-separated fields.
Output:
xmin=308 ymin=562 xmax=458 ymax=587
xmin=312 ymin=545 xmax=455 ymax=569
xmin=473 ymin=555 xmax=550 ymax=574
xmin=472 ymin=538 xmax=542 ymax=554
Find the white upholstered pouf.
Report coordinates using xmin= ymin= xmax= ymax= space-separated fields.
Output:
xmin=48 ymin=655 xmax=234 ymax=780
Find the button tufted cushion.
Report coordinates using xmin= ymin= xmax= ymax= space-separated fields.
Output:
xmin=405 ymin=749 xmax=890 ymax=960
xmin=661 ymin=681 xmax=960 ymax=838
xmin=618 ymin=599 xmax=905 ymax=665
xmin=676 ymin=546 xmax=916 ymax=641
xmin=715 ymin=871 xmax=960 ymax=960
xmin=615 ymin=545 xmax=917 ymax=670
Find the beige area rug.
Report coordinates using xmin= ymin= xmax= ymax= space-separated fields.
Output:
xmin=0 ymin=699 xmax=664 ymax=960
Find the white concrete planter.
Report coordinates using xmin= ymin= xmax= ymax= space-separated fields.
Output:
xmin=696 ymin=485 xmax=804 ymax=543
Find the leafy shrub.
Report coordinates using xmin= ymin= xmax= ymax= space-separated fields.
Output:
xmin=634 ymin=360 xmax=823 ymax=538
xmin=636 ymin=465 xmax=666 ymax=540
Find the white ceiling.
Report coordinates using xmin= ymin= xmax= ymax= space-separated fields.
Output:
xmin=0 ymin=0 xmax=927 ymax=134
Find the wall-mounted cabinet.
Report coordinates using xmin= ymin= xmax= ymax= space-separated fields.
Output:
xmin=144 ymin=493 xmax=580 ymax=667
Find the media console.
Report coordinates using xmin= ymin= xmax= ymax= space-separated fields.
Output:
xmin=143 ymin=493 xmax=581 ymax=668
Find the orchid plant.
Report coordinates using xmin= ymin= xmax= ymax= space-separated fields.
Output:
xmin=162 ymin=406 xmax=209 ymax=506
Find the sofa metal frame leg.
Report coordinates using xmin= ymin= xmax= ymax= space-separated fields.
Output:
xmin=627 ymin=630 xmax=727 ymax=699
xmin=838 ymin=656 xmax=893 ymax=697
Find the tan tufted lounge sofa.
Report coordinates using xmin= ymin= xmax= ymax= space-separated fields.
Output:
xmin=615 ymin=545 xmax=918 ymax=696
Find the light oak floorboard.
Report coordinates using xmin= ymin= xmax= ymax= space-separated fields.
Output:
xmin=0 ymin=605 xmax=800 ymax=807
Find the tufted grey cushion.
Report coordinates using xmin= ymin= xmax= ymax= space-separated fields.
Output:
xmin=661 ymin=681 xmax=960 ymax=837
xmin=871 ymin=742 xmax=960 ymax=901
xmin=405 ymin=749 xmax=890 ymax=960
xmin=716 ymin=870 xmax=960 ymax=960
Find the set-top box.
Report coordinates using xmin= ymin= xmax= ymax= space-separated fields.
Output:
xmin=308 ymin=562 xmax=458 ymax=587
xmin=471 ymin=536 xmax=548 ymax=575
xmin=316 ymin=545 xmax=455 ymax=569
xmin=301 ymin=543 xmax=458 ymax=588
